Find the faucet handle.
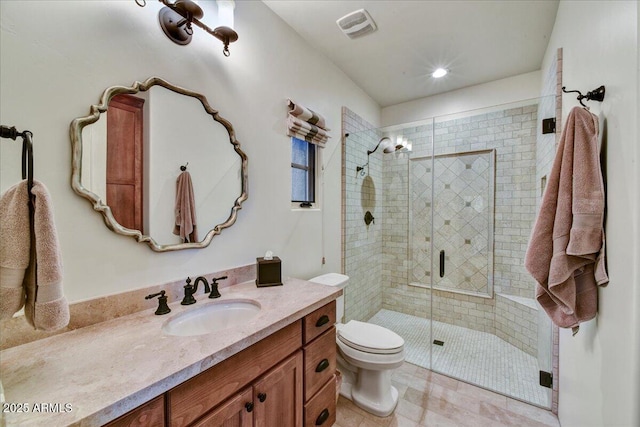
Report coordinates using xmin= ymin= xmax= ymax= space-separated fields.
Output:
xmin=145 ymin=290 xmax=171 ymax=315
xmin=181 ymin=277 xmax=197 ymax=305
xmin=208 ymin=276 xmax=227 ymax=299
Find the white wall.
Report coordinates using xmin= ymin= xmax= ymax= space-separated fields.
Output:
xmin=0 ymin=0 xmax=379 ymax=302
xmin=381 ymin=71 xmax=541 ymax=127
xmin=540 ymin=1 xmax=639 ymax=426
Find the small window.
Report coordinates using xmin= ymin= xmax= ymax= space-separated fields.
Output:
xmin=291 ymin=137 xmax=316 ymax=205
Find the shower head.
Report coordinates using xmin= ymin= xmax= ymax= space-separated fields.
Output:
xmin=367 ymin=137 xmax=403 ymax=155
xmin=357 ymin=137 xmax=403 ymax=176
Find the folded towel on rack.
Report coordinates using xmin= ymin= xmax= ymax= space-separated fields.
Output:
xmin=173 ymin=170 xmax=198 ymax=243
xmin=0 ymin=180 xmax=69 ymax=331
xmin=525 ymin=106 xmax=608 ymax=334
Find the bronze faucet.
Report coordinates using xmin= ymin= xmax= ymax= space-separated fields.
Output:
xmin=181 ymin=276 xmax=211 ymax=305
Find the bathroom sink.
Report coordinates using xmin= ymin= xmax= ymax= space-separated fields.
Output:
xmin=162 ymin=299 xmax=261 ymax=337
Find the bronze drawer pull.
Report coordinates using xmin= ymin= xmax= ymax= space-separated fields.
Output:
xmin=257 ymin=393 xmax=267 ymax=402
xmin=245 ymin=402 xmax=254 ymax=412
xmin=315 ymin=359 xmax=330 ymax=373
xmin=315 ymin=315 xmax=330 ymax=327
xmin=315 ymin=409 xmax=330 ymax=425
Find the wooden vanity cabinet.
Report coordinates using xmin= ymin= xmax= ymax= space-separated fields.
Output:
xmin=102 ymin=300 xmax=337 ymax=427
xmin=191 ymin=352 xmax=303 ymax=427
xmin=168 ymin=322 xmax=302 ymax=427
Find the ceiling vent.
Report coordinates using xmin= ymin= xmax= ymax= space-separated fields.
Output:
xmin=336 ymin=9 xmax=377 ymax=39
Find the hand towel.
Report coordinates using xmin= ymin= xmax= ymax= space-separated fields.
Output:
xmin=525 ymin=107 xmax=608 ymax=334
xmin=173 ymin=170 xmax=198 ymax=243
xmin=0 ymin=180 xmax=69 ymax=331
xmin=0 ymin=181 xmax=30 ymax=320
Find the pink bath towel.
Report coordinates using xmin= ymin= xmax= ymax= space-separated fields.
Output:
xmin=525 ymin=107 xmax=608 ymax=334
xmin=0 ymin=180 xmax=69 ymax=331
xmin=173 ymin=170 xmax=198 ymax=243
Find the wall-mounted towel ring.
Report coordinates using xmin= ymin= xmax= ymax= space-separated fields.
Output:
xmin=562 ymin=85 xmax=605 ymax=109
xmin=1 ymin=125 xmax=34 ymax=196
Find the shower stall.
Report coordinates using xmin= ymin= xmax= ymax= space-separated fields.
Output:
xmin=342 ymin=98 xmax=554 ymax=408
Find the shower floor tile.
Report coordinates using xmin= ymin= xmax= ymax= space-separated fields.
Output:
xmin=367 ymin=309 xmax=549 ymax=408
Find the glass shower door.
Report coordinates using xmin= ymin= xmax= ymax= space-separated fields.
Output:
xmin=427 ymin=104 xmax=552 ymax=408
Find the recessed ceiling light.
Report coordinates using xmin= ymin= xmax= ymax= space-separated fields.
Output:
xmin=432 ymin=68 xmax=449 ymax=78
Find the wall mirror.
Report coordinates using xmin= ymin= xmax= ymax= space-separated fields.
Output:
xmin=70 ymin=77 xmax=248 ymax=252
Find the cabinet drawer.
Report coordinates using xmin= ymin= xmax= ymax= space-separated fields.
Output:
xmin=303 ymin=327 xmax=336 ymax=401
xmin=303 ymin=301 xmax=336 ymax=344
xmin=303 ymin=375 xmax=336 ymax=427
xmin=104 ymin=395 xmax=164 ymax=427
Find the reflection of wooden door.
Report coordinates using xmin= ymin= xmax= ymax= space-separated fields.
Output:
xmin=107 ymin=94 xmax=144 ymax=232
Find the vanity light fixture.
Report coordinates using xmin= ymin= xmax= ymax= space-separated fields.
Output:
xmin=135 ymin=0 xmax=238 ymax=57
xmin=432 ymin=68 xmax=449 ymax=78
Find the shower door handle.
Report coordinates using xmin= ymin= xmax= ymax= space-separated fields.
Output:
xmin=439 ymin=250 xmax=445 ymax=277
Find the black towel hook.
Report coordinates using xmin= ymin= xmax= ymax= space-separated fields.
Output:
xmin=562 ymin=85 xmax=605 ymax=109
xmin=180 ymin=162 xmax=189 ymax=171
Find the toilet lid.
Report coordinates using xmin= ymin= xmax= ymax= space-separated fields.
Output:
xmin=337 ymin=320 xmax=404 ymax=354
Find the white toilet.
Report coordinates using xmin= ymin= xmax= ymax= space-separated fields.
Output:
xmin=309 ymin=273 xmax=405 ymax=417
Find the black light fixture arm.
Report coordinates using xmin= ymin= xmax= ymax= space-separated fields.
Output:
xmin=136 ymin=0 xmax=238 ymax=56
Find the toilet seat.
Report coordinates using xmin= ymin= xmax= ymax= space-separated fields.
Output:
xmin=337 ymin=320 xmax=404 ymax=354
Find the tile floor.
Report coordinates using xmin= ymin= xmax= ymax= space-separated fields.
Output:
xmin=333 ymin=362 xmax=560 ymax=427
xmin=368 ymin=309 xmax=549 ymax=407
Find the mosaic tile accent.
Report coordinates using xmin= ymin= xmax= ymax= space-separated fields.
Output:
xmin=368 ymin=309 xmax=551 ymax=408
xmin=409 ymin=150 xmax=495 ymax=297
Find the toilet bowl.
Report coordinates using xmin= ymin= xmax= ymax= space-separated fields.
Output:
xmin=308 ymin=273 xmax=405 ymax=417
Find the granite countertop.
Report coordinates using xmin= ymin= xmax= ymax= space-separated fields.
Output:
xmin=0 ymin=278 xmax=341 ymax=427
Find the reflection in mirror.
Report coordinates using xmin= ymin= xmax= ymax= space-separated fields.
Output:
xmin=71 ymin=77 xmax=248 ymax=252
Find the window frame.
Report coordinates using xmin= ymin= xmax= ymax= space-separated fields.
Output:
xmin=291 ymin=136 xmax=319 ymax=208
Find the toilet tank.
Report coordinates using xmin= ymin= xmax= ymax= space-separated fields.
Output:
xmin=308 ymin=273 xmax=349 ymax=323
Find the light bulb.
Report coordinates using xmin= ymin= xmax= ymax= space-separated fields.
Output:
xmin=432 ymin=68 xmax=448 ymax=78
xmin=217 ymin=0 xmax=235 ymax=29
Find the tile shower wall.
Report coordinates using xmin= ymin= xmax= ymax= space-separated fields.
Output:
xmin=382 ymin=103 xmax=539 ymax=338
xmin=495 ymin=294 xmax=539 ymax=356
xmin=342 ymin=107 xmax=384 ymax=323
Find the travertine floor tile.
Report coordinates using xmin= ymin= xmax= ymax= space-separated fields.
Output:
xmin=335 ymin=361 xmax=559 ymax=427
xmin=506 ymin=398 xmax=560 ymax=426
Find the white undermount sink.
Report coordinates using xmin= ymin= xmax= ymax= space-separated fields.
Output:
xmin=162 ymin=299 xmax=261 ymax=337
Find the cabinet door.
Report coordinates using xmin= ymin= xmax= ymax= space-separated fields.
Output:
xmin=253 ymin=351 xmax=303 ymax=427
xmin=191 ymin=388 xmax=253 ymax=427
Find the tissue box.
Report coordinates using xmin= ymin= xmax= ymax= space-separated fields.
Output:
xmin=256 ymin=257 xmax=282 ymax=287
